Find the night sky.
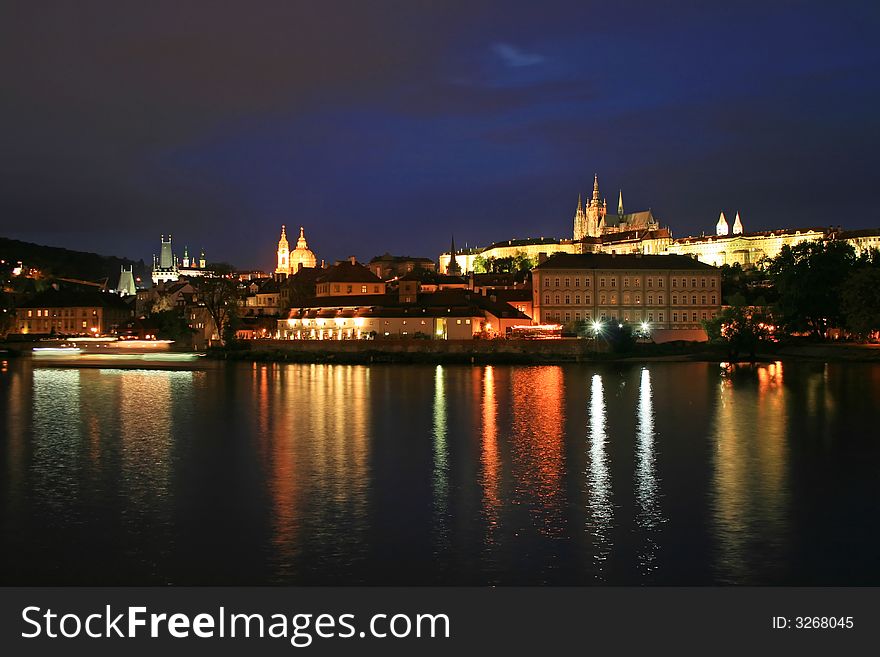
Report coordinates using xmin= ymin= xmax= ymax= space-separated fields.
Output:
xmin=2 ymin=1 xmax=879 ymax=270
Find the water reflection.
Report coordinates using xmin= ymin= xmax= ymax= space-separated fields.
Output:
xmin=266 ymin=364 xmax=371 ymax=581
xmin=511 ymin=367 xmax=566 ymax=542
xmin=713 ymin=361 xmax=790 ymax=583
xmin=432 ymin=365 xmax=450 ymax=557
xmin=586 ymin=373 xmax=613 ymax=579
xmin=634 ymin=367 xmax=663 ymax=576
xmin=480 ymin=366 xmax=501 ymax=544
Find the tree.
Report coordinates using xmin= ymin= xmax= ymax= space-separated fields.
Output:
xmin=197 ymin=278 xmax=242 ymax=346
xmin=702 ymin=293 xmax=772 ymax=359
xmin=766 ymin=240 xmax=857 ymax=337
xmin=471 ymin=255 xmax=488 ymax=274
xmin=605 ymin=321 xmax=637 ymax=353
xmin=841 ymin=264 xmax=880 ymax=339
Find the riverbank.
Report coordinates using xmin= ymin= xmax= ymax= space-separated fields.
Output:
xmin=204 ymin=338 xmax=880 ymax=364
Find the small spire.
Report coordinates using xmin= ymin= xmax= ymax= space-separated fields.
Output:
xmin=716 ymin=211 xmax=729 ymax=236
xmin=617 ymin=189 xmax=624 ymax=216
xmin=733 ymin=212 xmax=744 ymax=235
xmin=576 ymin=193 xmax=583 ymax=214
xmin=592 ymin=173 xmax=600 ymax=202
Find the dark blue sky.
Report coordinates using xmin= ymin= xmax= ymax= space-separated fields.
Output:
xmin=1 ymin=1 xmax=878 ymax=270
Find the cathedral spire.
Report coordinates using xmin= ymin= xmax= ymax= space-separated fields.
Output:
xmin=592 ymin=174 xmax=600 ymax=203
xmin=617 ymin=189 xmax=624 ymax=216
xmin=716 ymin=211 xmax=729 ymax=236
xmin=448 ymin=235 xmax=461 ymax=275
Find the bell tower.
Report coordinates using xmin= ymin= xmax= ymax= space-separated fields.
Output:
xmin=275 ymin=225 xmax=290 ymax=275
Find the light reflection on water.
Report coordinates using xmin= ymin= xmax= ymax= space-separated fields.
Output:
xmin=634 ymin=367 xmax=664 ymax=576
xmin=1 ymin=359 xmax=879 ymax=585
xmin=586 ymin=373 xmax=613 ymax=579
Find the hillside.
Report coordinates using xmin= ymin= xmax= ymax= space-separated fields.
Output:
xmin=0 ymin=237 xmax=147 ymax=288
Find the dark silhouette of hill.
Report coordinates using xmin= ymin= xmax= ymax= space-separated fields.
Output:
xmin=0 ymin=237 xmax=146 ymax=287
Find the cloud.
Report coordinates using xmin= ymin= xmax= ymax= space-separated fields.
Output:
xmin=491 ymin=43 xmax=546 ymax=68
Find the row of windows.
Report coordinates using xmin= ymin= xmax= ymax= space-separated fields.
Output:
xmin=25 ymin=308 xmax=98 ymax=318
xmin=541 ymin=275 xmax=717 ymax=289
xmin=319 ymin=284 xmax=382 ymax=294
xmin=542 ymin=293 xmax=717 ymax=306
xmin=542 ymin=310 xmax=717 ymax=324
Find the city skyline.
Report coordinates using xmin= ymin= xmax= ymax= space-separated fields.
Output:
xmin=2 ymin=2 xmax=879 ymax=269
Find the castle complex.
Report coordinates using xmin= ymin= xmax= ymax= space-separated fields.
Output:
xmin=439 ymin=175 xmax=880 ymax=273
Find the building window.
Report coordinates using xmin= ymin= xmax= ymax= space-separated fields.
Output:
xmin=565 ymin=312 xmax=571 ymax=322
xmin=361 ymin=285 xmax=367 ymax=293
xmin=575 ymin=294 xmax=581 ymax=304
xmin=672 ymin=278 xmax=677 ymax=288
xmin=564 ymin=295 xmax=570 ymax=304
xmin=692 ymin=295 xmax=697 ymax=305
xmin=648 ymin=312 xmax=654 ymax=321
xmin=574 ymin=278 xmax=580 ymax=287
xmin=635 ymin=294 xmax=641 ymax=304
xmin=701 ymin=278 xmax=706 ymax=288
xmin=555 ymin=278 xmax=560 ymax=287
xmin=611 ymin=294 xmax=617 ymax=305
xmin=658 ymin=278 xmax=663 ymax=288
xmin=701 ymin=295 xmax=706 ymax=305
xmin=658 ymin=294 xmax=664 ymax=304
xmin=564 ymin=277 xmax=570 ymax=287
xmin=672 ymin=312 xmax=678 ymax=322
xmin=610 ymin=278 xmax=616 ymax=288
xmin=585 ymin=295 xmax=591 ymax=304
xmin=692 ymin=312 xmax=697 ymax=322
xmin=648 ymin=295 xmax=654 ymax=305
xmin=647 ymin=278 xmax=653 ymax=288
xmin=692 ymin=278 xmax=697 ymax=288
xmin=623 ymin=277 xmax=629 ymax=287
xmin=575 ymin=312 xmax=581 ymax=320
xmin=600 ymin=294 xmax=606 ymax=304
xmin=586 ymin=277 xmax=592 ymax=287
xmin=634 ymin=278 xmax=640 ymax=287
xmin=600 ymin=277 xmax=605 ymax=287
xmin=554 ymin=295 xmax=560 ymax=304
xmin=623 ymin=293 xmax=630 ymax=304
xmin=711 ymin=278 xmax=716 ymax=288
xmin=659 ymin=312 xmax=664 ymax=322
xmin=544 ymin=294 xmax=550 ymax=304
xmin=544 ymin=276 xmax=551 ymax=287
xmin=711 ymin=295 xmax=717 ymax=304
xmin=672 ymin=295 xmax=678 ymax=304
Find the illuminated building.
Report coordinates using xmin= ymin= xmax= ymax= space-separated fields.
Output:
xmin=532 ymin=252 xmax=722 ymax=340
xmin=151 ymin=235 xmax=211 ymax=284
xmin=278 ymin=286 xmax=529 ymax=340
xmin=13 ymin=288 xmax=133 ymax=336
xmin=275 ymin=225 xmax=317 ymax=277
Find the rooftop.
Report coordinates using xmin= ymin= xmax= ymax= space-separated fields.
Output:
xmin=534 ymin=252 xmax=718 ymax=271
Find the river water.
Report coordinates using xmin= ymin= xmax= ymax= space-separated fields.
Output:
xmin=1 ymin=358 xmax=878 ymax=585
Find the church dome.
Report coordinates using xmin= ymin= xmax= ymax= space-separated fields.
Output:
xmin=290 ymin=226 xmax=317 ymax=272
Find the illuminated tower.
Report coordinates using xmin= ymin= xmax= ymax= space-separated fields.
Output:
xmin=732 ymin=212 xmax=744 ymax=235
xmin=199 ymin=248 xmax=206 ymax=269
xmin=159 ymin=234 xmax=174 ymax=268
xmin=573 ymin=193 xmax=586 ymax=241
xmin=182 ymin=245 xmax=190 ymax=268
xmin=275 ymin=225 xmax=290 ymax=275
xmin=585 ymin=174 xmax=606 ymax=238
xmin=716 ymin=211 xmax=729 ymax=236
xmin=617 ymin=189 xmax=624 ymax=217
